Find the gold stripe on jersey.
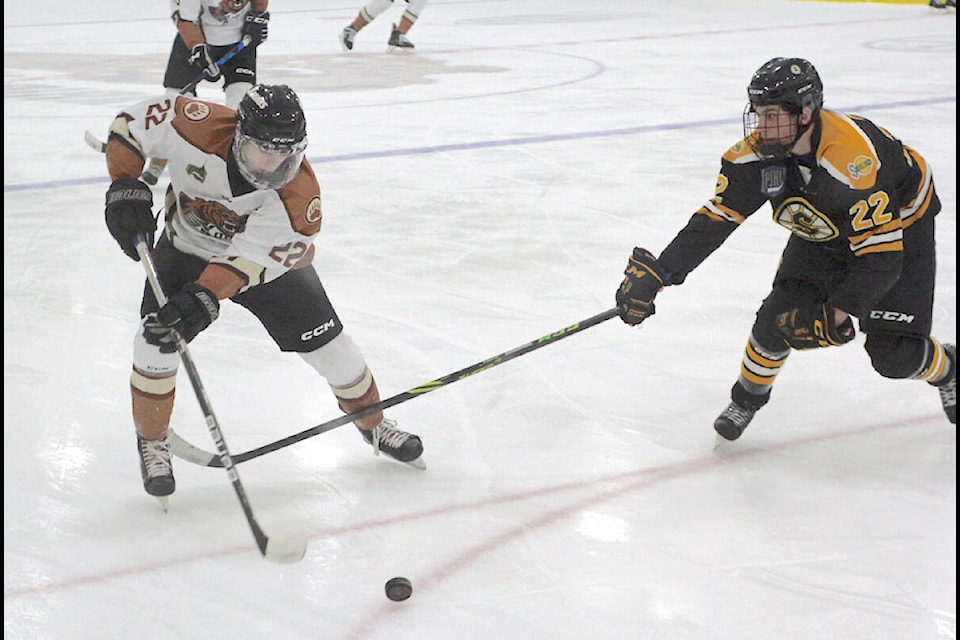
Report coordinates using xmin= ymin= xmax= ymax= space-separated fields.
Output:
xmin=899 ymin=145 xmax=936 ymax=230
xmin=207 ymin=256 xmax=266 ymax=295
xmin=722 ymin=136 xmax=764 ymax=164
xmin=697 ymin=200 xmax=747 ymax=224
xmin=816 ymin=110 xmax=882 ymax=190
xmin=848 ymin=217 xmax=903 ymax=256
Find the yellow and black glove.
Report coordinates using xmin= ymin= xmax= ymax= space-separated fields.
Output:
xmin=776 ymin=304 xmax=855 ymax=349
xmin=615 ymin=247 xmax=669 ymax=326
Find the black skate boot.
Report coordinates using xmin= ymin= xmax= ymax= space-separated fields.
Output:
xmin=137 ymin=434 xmax=175 ymax=509
xmin=358 ymin=418 xmax=425 ymax=469
xmin=714 ymin=382 xmax=770 ymax=444
xmin=933 ymin=343 xmax=956 ymax=424
xmin=387 ymin=24 xmax=414 ymax=51
xmin=141 ymin=159 xmax=166 ymax=186
xmin=714 ymin=402 xmax=758 ymax=442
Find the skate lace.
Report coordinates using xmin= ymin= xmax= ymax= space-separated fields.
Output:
xmin=369 ymin=418 xmax=407 ymax=457
xmin=939 ymin=345 xmax=957 ymax=409
xmin=724 ymin=403 xmax=756 ymax=427
xmin=939 ymin=375 xmax=956 ymax=407
xmin=140 ymin=438 xmax=172 ymax=478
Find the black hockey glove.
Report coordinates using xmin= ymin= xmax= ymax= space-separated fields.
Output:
xmin=143 ymin=284 xmax=220 ymax=354
xmin=616 ymin=247 xmax=670 ymax=326
xmin=776 ymin=304 xmax=855 ymax=350
xmin=188 ymin=43 xmax=221 ymax=81
xmin=104 ymin=178 xmax=156 ymax=261
xmin=243 ymin=11 xmax=270 ymax=46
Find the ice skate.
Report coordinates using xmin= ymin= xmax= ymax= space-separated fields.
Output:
xmin=935 ymin=343 xmax=956 ymax=424
xmin=387 ymin=24 xmax=414 ymax=51
xmin=339 ymin=26 xmax=357 ymax=51
xmin=141 ymin=159 xmax=167 ymax=186
xmin=137 ymin=434 xmax=175 ymax=510
xmin=714 ymin=401 xmax=758 ymax=444
xmin=358 ymin=418 xmax=425 ymax=469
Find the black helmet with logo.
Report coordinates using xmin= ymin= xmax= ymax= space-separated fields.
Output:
xmin=233 ymin=84 xmax=308 ymax=189
xmin=747 ymin=57 xmax=823 ymax=115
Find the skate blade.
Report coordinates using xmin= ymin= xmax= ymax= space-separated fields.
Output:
xmin=404 ymin=456 xmax=427 ymax=471
xmin=155 ymin=496 xmax=170 ymax=512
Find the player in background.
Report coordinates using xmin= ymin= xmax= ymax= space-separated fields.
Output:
xmin=103 ymin=84 xmax=425 ymax=504
xmin=141 ymin=0 xmax=271 ymax=186
xmin=614 ymin=57 xmax=955 ymax=442
xmin=339 ymin=0 xmax=428 ymax=52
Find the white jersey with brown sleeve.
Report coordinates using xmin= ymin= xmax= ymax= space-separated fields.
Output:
xmin=172 ymin=0 xmax=268 ymax=47
xmin=105 ymin=94 xmax=322 ymax=295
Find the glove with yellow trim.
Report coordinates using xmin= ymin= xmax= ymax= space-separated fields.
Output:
xmin=615 ymin=247 xmax=670 ymax=326
xmin=776 ymin=304 xmax=855 ymax=349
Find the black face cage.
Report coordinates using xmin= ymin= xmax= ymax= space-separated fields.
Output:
xmin=741 ymin=103 xmax=805 ymax=159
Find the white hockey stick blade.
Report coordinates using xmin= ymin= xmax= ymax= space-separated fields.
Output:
xmin=84 ymin=130 xmax=106 ymax=153
xmin=264 ymin=533 xmax=309 ymax=564
xmin=169 ymin=428 xmax=220 ymax=466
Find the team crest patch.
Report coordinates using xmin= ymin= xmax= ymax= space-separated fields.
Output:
xmin=772 ymin=197 xmax=839 ymax=242
xmin=183 ymin=101 xmax=212 ymax=122
xmin=304 ymin=196 xmax=322 ymax=224
xmin=848 ymin=155 xmax=874 ymax=179
xmin=760 ymin=165 xmax=786 ymax=197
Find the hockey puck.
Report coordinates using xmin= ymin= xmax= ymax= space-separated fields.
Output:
xmin=385 ymin=576 xmax=413 ymax=601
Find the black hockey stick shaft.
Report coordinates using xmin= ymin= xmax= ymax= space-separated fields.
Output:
xmin=136 ymin=234 xmax=305 ymax=562
xmin=84 ymin=36 xmax=252 ymax=153
xmin=169 ymin=307 xmax=621 ymax=468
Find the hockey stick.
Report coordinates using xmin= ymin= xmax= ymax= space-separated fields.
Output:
xmin=84 ymin=35 xmax=253 ymax=153
xmin=135 ymin=234 xmax=306 ymax=563
xmin=169 ymin=306 xmax=622 ymax=468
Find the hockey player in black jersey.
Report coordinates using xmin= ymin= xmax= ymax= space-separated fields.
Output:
xmin=615 ymin=57 xmax=956 ymax=441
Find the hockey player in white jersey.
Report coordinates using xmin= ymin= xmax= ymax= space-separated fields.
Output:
xmin=339 ymin=0 xmax=428 ymax=52
xmin=103 ymin=84 xmax=425 ymax=502
xmin=142 ymin=0 xmax=271 ymax=185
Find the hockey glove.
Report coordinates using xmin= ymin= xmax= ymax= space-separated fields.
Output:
xmin=104 ymin=178 xmax=156 ymax=261
xmin=776 ymin=304 xmax=855 ymax=350
xmin=188 ymin=43 xmax=221 ymax=81
xmin=243 ymin=11 xmax=270 ymax=46
xmin=616 ymin=247 xmax=670 ymax=325
xmin=143 ymin=284 xmax=220 ymax=354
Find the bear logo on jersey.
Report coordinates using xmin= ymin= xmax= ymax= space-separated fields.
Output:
xmin=179 ymin=194 xmax=249 ymax=240
xmin=183 ymin=101 xmax=212 ymax=123
xmin=305 ymin=196 xmax=322 ymax=225
xmin=773 ymin=197 xmax=839 ymax=242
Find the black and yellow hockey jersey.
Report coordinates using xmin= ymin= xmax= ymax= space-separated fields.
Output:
xmin=658 ymin=108 xmax=940 ymax=318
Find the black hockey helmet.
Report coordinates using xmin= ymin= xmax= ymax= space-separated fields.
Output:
xmin=233 ymin=84 xmax=308 ymax=189
xmin=743 ymin=58 xmax=823 ymax=157
xmin=747 ymin=57 xmax=823 ymax=115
